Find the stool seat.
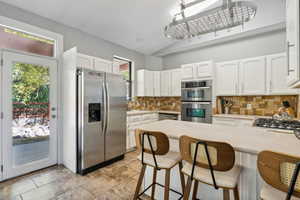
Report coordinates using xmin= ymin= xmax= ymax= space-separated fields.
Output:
xmin=138 ymin=151 xmax=181 ymax=169
xmin=182 ymin=162 xmax=242 ymax=189
xmin=261 ymin=184 xmax=300 ymax=200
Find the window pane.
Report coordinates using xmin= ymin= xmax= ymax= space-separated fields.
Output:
xmin=0 ymin=25 xmax=54 ymax=57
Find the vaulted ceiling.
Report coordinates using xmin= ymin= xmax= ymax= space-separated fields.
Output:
xmin=0 ymin=0 xmax=285 ymax=56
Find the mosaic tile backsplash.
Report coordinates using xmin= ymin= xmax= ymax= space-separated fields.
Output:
xmin=128 ymin=97 xmax=181 ymax=112
xmin=217 ymin=95 xmax=299 ymax=117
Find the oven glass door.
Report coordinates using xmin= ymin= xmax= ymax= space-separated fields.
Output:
xmin=181 ymin=87 xmax=212 ymax=102
xmin=181 ymin=102 xmax=212 ymax=123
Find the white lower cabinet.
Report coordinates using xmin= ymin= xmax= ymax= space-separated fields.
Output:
xmin=213 ymin=117 xmax=254 ymax=127
xmin=126 ymin=113 xmax=159 ymax=151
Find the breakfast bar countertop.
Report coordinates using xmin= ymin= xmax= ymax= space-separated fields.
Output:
xmin=135 ymin=120 xmax=300 ymax=156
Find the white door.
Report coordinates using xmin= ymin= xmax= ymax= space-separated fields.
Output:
xmin=195 ymin=61 xmax=212 ymax=79
xmin=286 ymin=0 xmax=299 ymax=85
xmin=240 ymin=56 xmax=266 ymax=95
xmin=1 ymin=50 xmax=58 ymax=180
xmin=215 ymin=61 xmax=239 ymax=96
xmin=181 ymin=64 xmax=194 ymax=80
xmin=267 ymin=53 xmax=297 ymax=94
xmin=170 ymin=69 xmax=182 ymax=96
xmin=161 ymin=71 xmax=171 ymax=96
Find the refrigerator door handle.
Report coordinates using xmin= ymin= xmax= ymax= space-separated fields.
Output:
xmin=105 ymin=81 xmax=109 ymax=135
xmin=102 ymin=81 xmax=107 ymax=134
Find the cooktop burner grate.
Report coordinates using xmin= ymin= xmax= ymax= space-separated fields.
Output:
xmin=254 ymin=118 xmax=300 ymax=130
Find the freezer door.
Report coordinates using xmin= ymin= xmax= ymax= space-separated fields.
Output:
xmin=78 ymin=70 xmax=105 ymax=171
xmin=105 ymin=73 xmax=127 ymax=160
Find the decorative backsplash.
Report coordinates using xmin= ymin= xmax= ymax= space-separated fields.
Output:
xmin=217 ymin=95 xmax=299 ymax=117
xmin=128 ymin=97 xmax=181 ymax=112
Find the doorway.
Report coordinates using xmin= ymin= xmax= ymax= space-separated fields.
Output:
xmin=0 ymin=49 xmax=58 ymax=181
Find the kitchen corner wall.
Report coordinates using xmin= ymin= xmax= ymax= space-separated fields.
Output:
xmin=128 ymin=97 xmax=181 ymax=112
xmin=216 ymin=95 xmax=299 ymax=117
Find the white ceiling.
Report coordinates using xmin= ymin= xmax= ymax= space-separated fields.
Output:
xmin=0 ymin=0 xmax=188 ymax=55
xmin=0 ymin=0 xmax=285 ymax=56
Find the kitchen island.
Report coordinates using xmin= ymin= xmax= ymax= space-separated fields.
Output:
xmin=134 ymin=120 xmax=300 ymax=200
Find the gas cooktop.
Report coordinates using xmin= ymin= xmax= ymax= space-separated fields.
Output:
xmin=254 ymin=118 xmax=300 ymax=130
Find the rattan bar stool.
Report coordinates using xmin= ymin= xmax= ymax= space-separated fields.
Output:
xmin=257 ymin=151 xmax=300 ymax=200
xmin=179 ymin=135 xmax=242 ymax=200
xmin=133 ymin=129 xmax=185 ymax=200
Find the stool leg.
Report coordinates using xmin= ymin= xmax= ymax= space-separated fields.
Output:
xmin=133 ymin=164 xmax=147 ymax=200
xmin=178 ymin=161 xmax=185 ymax=193
xmin=223 ymin=189 xmax=230 ymax=200
xmin=164 ymin=169 xmax=171 ymax=200
xmin=183 ymin=177 xmax=193 ymax=200
xmin=192 ymin=181 xmax=199 ymax=200
xmin=233 ymin=185 xmax=240 ymax=200
xmin=151 ymin=168 xmax=157 ymax=200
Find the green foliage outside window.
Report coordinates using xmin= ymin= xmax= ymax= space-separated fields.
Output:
xmin=12 ymin=63 xmax=50 ymax=104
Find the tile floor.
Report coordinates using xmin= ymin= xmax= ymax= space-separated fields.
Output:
xmin=0 ymin=151 xmax=149 ymax=200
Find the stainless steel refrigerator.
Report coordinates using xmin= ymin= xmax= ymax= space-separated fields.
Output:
xmin=76 ymin=69 xmax=127 ymax=175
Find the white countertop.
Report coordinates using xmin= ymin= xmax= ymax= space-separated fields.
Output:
xmin=135 ymin=120 xmax=300 ymax=156
xmin=127 ymin=110 xmax=180 ymax=116
xmin=213 ymin=114 xmax=271 ymax=120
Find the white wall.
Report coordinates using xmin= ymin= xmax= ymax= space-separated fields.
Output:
xmin=0 ymin=1 xmax=146 ymax=68
xmin=162 ymin=30 xmax=286 ymax=69
xmin=145 ymin=56 xmax=163 ymax=70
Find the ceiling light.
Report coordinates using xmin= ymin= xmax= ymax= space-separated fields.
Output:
xmin=165 ymin=0 xmax=257 ymax=40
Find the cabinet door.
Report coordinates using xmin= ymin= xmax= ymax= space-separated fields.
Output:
xmin=286 ymin=0 xmax=300 ymax=86
xmin=195 ymin=61 xmax=212 ymax=79
xmin=153 ymin=71 xmax=161 ymax=96
xmin=77 ymin=54 xmax=93 ymax=69
xmin=161 ymin=71 xmax=171 ymax=96
xmin=215 ymin=61 xmax=239 ymax=96
xmin=181 ymin=64 xmax=194 ymax=80
xmin=267 ymin=53 xmax=297 ymax=94
xmin=240 ymin=57 xmax=266 ymax=95
xmin=137 ymin=70 xmax=146 ymax=96
xmin=170 ymin=69 xmax=182 ymax=96
xmin=94 ymin=58 xmax=112 ymax=72
xmin=145 ymin=71 xmax=154 ymax=96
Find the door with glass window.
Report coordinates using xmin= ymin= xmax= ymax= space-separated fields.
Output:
xmin=1 ymin=50 xmax=57 ymax=180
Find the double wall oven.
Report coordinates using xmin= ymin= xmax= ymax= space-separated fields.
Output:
xmin=181 ymin=80 xmax=212 ymax=123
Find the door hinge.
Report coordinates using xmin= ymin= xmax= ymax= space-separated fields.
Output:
xmin=0 ymin=112 xmax=3 ymax=119
xmin=1 ymin=165 xmax=3 ymax=172
xmin=0 ymin=58 xmax=3 ymax=67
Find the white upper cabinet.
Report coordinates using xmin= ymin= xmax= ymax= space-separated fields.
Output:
xmin=94 ymin=57 xmax=112 ymax=73
xmin=195 ymin=61 xmax=213 ymax=79
xmin=181 ymin=61 xmax=213 ymax=80
xmin=170 ymin=69 xmax=182 ymax=96
xmin=216 ymin=61 xmax=239 ymax=96
xmin=77 ymin=53 xmax=93 ymax=70
xmin=153 ymin=71 xmax=161 ymax=97
xmin=267 ymin=53 xmax=297 ymax=94
xmin=160 ymin=71 xmax=171 ymax=96
xmin=240 ymin=56 xmax=266 ymax=95
xmin=137 ymin=70 xmax=160 ymax=97
xmin=286 ymin=0 xmax=300 ymax=87
xmin=181 ymin=64 xmax=194 ymax=80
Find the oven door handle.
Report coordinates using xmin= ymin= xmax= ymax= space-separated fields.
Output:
xmin=181 ymin=87 xmax=211 ymax=90
xmin=182 ymin=102 xmax=211 ymax=105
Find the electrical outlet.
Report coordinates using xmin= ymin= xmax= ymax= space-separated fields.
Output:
xmin=247 ymin=104 xmax=252 ymax=110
